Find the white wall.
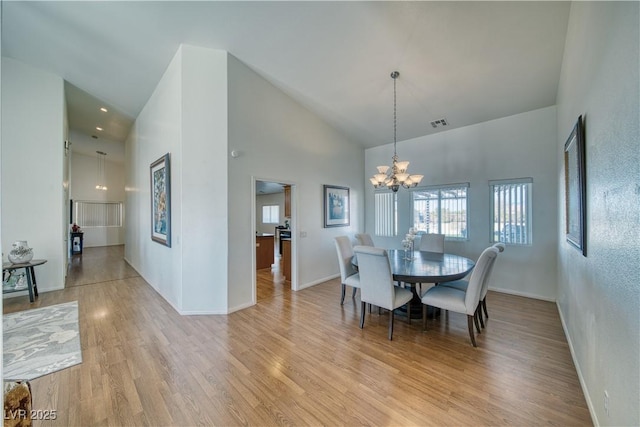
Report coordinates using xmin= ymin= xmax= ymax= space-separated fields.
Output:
xmin=256 ymin=193 xmax=285 ymax=235
xmin=227 ymin=54 xmax=365 ymax=311
xmin=126 ymin=47 xmax=184 ymax=310
xmin=1 ymin=57 xmax=66 ymax=292
xmin=70 ymin=140 xmax=126 ymax=247
xmin=125 ymin=45 xmax=229 ymax=314
xmin=365 ymin=106 xmax=559 ymax=300
xmin=180 ymin=45 xmax=229 ymax=313
xmin=555 ymin=2 xmax=639 ymax=426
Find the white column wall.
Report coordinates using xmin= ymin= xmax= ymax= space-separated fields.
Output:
xmin=555 ymin=2 xmax=639 ymax=425
xmin=1 ymin=57 xmax=66 ymax=292
xmin=125 ymin=45 xmax=229 ymax=314
xmin=365 ymin=106 xmax=559 ymax=301
xmin=227 ymin=55 xmax=364 ymax=311
xmin=125 ymin=48 xmax=184 ymax=310
xmin=179 ymin=46 xmax=228 ymax=313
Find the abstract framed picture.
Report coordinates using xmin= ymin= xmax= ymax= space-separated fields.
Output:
xmin=564 ymin=115 xmax=586 ymax=256
xmin=323 ymin=185 xmax=350 ymax=228
xmin=150 ymin=153 xmax=171 ymax=247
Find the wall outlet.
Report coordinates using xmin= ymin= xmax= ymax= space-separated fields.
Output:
xmin=604 ymin=390 xmax=609 ymax=417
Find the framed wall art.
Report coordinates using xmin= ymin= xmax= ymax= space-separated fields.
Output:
xmin=564 ymin=115 xmax=586 ymax=256
xmin=323 ymin=185 xmax=350 ymax=228
xmin=150 ymin=153 xmax=171 ymax=247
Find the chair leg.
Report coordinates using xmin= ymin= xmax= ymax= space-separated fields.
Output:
xmin=360 ymin=301 xmax=366 ymax=329
xmin=340 ymin=284 xmax=346 ymax=305
xmin=406 ymin=301 xmax=411 ymax=325
xmin=352 ymin=287 xmax=357 ymax=299
xmin=473 ymin=309 xmax=481 ymax=334
xmin=422 ymin=305 xmax=427 ymax=331
xmin=477 ymin=306 xmax=485 ymax=328
xmin=482 ymin=298 xmax=489 ymax=319
xmin=467 ymin=315 xmax=477 ymax=347
xmin=388 ymin=309 xmax=395 ymax=340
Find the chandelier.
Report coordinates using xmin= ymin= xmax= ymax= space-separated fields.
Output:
xmin=95 ymin=150 xmax=108 ymax=191
xmin=369 ymin=71 xmax=423 ymax=192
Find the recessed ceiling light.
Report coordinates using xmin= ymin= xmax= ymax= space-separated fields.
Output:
xmin=96 ymin=126 xmax=103 ymax=131
xmin=100 ymin=107 xmax=108 ymax=112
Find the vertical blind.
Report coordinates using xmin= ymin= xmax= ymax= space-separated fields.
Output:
xmin=74 ymin=201 xmax=123 ymax=227
xmin=374 ymin=192 xmax=396 ymax=237
xmin=490 ymin=178 xmax=532 ymax=245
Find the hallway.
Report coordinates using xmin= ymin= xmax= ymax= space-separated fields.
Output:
xmin=66 ymin=245 xmax=139 ymax=287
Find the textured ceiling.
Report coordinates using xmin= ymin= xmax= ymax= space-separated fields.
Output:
xmin=2 ymin=1 xmax=570 ymax=148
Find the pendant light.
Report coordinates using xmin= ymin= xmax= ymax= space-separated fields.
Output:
xmin=95 ymin=150 xmax=108 ymax=191
xmin=369 ymin=71 xmax=423 ymax=192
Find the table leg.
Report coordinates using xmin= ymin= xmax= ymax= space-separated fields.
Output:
xmin=25 ymin=268 xmax=35 ymax=303
xmin=29 ymin=266 xmax=38 ymax=297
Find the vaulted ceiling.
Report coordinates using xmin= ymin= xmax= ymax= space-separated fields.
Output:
xmin=2 ymin=1 xmax=570 ymax=148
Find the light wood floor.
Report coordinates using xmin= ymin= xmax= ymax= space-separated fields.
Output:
xmin=65 ymin=245 xmax=140 ymax=287
xmin=3 ymin=247 xmax=592 ymax=426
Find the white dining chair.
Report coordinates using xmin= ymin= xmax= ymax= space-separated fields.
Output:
xmin=439 ymin=242 xmax=505 ymax=326
xmin=418 ymin=233 xmax=445 ymax=252
xmin=355 ymin=233 xmax=375 ymax=247
xmin=420 ymin=246 xmax=499 ymax=347
xmin=334 ymin=236 xmax=361 ymax=305
xmin=353 ymin=245 xmax=413 ymax=340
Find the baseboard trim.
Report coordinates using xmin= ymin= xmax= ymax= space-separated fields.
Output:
xmin=297 ymin=273 xmax=340 ymax=291
xmin=227 ymin=301 xmax=255 ymax=314
xmin=557 ymin=302 xmax=597 ymax=426
xmin=488 ymin=286 xmax=555 ymax=302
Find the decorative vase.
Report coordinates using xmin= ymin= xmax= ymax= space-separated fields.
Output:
xmin=8 ymin=241 xmax=33 ymax=264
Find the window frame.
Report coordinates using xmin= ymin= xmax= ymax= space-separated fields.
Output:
xmin=489 ymin=178 xmax=533 ymax=246
xmin=261 ymin=205 xmax=280 ymax=224
xmin=411 ymin=183 xmax=469 ymax=241
xmin=73 ymin=200 xmax=124 ymax=228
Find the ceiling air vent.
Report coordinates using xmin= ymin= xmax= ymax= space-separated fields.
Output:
xmin=430 ymin=118 xmax=448 ymax=128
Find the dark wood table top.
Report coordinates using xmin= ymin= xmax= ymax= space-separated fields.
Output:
xmin=386 ymin=250 xmax=474 ymax=284
xmin=3 ymin=259 xmax=48 ymax=270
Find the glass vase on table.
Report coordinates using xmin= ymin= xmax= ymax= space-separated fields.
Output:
xmin=402 ymin=239 xmax=414 ymax=261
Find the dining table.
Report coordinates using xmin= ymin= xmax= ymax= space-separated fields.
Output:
xmin=355 ymin=249 xmax=475 ymax=319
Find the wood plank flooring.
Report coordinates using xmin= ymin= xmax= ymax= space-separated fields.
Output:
xmin=3 ymin=246 xmax=592 ymax=426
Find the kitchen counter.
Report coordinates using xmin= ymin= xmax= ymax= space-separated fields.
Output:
xmin=256 ymin=234 xmax=275 ymax=269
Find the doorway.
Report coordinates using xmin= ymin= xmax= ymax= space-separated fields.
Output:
xmin=253 ymin=178 xmax=296 ymax=302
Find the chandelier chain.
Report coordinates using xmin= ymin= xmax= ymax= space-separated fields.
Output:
xmin=369 ymin=70 xmax=423 ymax=192
xmin=393 ymin=72 xmax=397 ymax=149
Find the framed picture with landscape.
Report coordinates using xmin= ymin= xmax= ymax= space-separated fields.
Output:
xmin=150 ymin=153 xmax=171 ymax=247
xmin=323 ymin=185 xmax=350 ymax=228
xmin=564 ymin=116 xmax=586 ymax=256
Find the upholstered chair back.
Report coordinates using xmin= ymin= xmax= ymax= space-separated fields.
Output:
xmin=334 ymin=236 xmax=358 ymax=282
xmin=463 ymin=246 xmax=499 ymax=315
xmin=355 ymin=233 xmax=375 ymax=247
xmin=353 ymin=246 xmax=394 ymax=309
xmin=418 ymin=233 xmax=445 ymax=253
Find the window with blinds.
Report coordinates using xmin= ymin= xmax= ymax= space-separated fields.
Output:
xmin=490 ymin=178 xmax=532 ymax=245
xmin=374 ymin=192 xmax=397 ymax=237
xmin=262 ymin=205 xmax=279 ymax=224
xmin=412 ymin=183 xmax=469 ymax=240
xmin=74 ymin=201 xmax=123 ymax=227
